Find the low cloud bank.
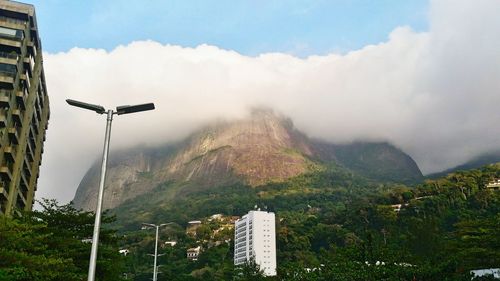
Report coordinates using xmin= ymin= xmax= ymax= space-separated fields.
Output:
xmin=39 ymin=0 xmax=500 ymax=203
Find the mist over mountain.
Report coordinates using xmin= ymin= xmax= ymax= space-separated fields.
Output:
xmin=428 ymin=151 xmax=500 ymax=179
xmin=72 ymin=110 xmax=422 ymax=211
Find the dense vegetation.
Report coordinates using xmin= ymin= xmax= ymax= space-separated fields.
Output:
xmin=1 ymin=164 xmax=499 ymax=280
xmin=111 ymin=164 xmax=500 ymax=280
xmin=0 ymin=200 xmax=124 ymax=281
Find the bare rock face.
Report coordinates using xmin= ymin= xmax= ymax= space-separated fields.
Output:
xmin=72 ymin=110 xmax=317 ymax=211
xmin=159 ymin=109 xmax=314 ymax=186
xmin=71 ymin=152 xmax=156 ymax=212
xmin=72 ymin=109 xmax=423 ymax=211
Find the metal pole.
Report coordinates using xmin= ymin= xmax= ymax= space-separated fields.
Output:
xmin=87 ymin=109 xmax=114 ymax=281
xmin=153 ymin=225 xmax=159 ymax=281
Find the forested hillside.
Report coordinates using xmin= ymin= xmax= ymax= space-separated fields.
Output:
xmin=112 ymin=164 xmax=500 ymax=280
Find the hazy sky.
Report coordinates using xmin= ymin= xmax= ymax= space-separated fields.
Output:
xmin=19 ymin=0 xmax=500 ymax=204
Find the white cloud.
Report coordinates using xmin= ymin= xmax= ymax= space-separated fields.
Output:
xmin=38 ymin=0 xmax=500 ymax=203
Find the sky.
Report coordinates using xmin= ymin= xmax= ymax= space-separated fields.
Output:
xmin=26 ymin=0 xmax=428 ymax=56
xmin=17 ymin=0 xmax=500 ymax=204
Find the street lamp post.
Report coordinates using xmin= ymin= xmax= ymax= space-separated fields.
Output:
xmin=142 ymin=223 xmax=173 ymax=281
xmin=66 ymin=99 xmax=155 ymax=281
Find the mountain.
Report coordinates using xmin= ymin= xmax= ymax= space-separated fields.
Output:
xmin=428 ymin=151 xmax=500 ymax=178
xmin=313 ymin=140 xmax=423 ymax=184
xmin=72 ymin=109 xmax=423 ymax=211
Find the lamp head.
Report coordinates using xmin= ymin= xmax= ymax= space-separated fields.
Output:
xmin=66 ymin=99 xmax=105 ymax=114
xmin=116 ymin=103 xmax=155 ymax=115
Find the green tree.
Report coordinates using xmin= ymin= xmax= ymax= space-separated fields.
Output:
xmin=0 ymin=199 xmax=125 ymax=281
xmin=234 ymin=259 xmax=267 ymax=281
xmin=0 ymin=216 xmax=81 ymax=280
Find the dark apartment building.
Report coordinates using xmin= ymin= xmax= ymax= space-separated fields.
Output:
xmin=0 ymin=1 xmax=49 ymax=216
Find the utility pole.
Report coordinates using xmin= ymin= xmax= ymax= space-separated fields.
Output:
xmin=66 ymin=99 xmax=154 ymax=281
xmin=142 ymin=223 xmax=173 ymax=281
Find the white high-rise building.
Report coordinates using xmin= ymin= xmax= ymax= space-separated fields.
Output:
xmin=234 ymin=210 xmax=277 ymax=276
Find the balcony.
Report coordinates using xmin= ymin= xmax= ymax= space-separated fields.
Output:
xmin=0 ymin=51 xmax=18 ymax=65
xmin=0 ymin=90 xmax=10 ymax=108
xmin=24 ymin=56 xmax=35 ymax=74
xmin=31 ymin=117 xmax=39 ymax=135
xmin=36 ymin=108 xmax=41 ymax=121
xmin=0 ymin=166 xmax=12 ymax=181
xmin=27 ymin=151 xmax=34 ymax=163
xmin=0 ymin=16 xmax=27 ymax=30
xmin=0 ymin=37 xmax=22 ymax=49
xmin=26 ymin=141 xmax=34 ymax=162
xmin=0 ymin=71 xmax=14 ymax=86
xmin=29 ymin=126 xmax=35 ymax=139
xmin=15 ymin=91 xmax=25 ymax=110
xmin=0 ymin=186 xmax=8 ymax=200
xmin=4 ymin=146 xmax=15 ymax=162
xmin=31 ymin=110 xmax=38 ymax=125
xmin=8 ymin=128 xmax=18 ymax=144
xmin=16 ymin=192 xmax=26 ymax=209
xmin=19 ymin=171 xmax=28 ymax=193
xmin=29 ymin=138 xmax=36 ymax=154
xmin=22 ymin=59 xmax=32 ymax=77
xmin=38 ymin=86 xmax=46 ymax=108
xmin=23 ymin=158 xmax=32 ymax=177
xmin=27 ymin=42 xmax=36 ymax=56
xmin=20 ymin=73 xmax=30 ymax=88
xmin=35 ymin=100 xmax=41 ymax=121
xmin=12 ymin=109 xmax=22 ymax=126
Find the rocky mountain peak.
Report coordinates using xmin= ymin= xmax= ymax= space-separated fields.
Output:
xmin=72 ymin=110 xmax=423 ymax=211
xmin=73 ymin=110 xmax=316 ymax=211
xmin=161 ymin=108 xmax=315 ymax=185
